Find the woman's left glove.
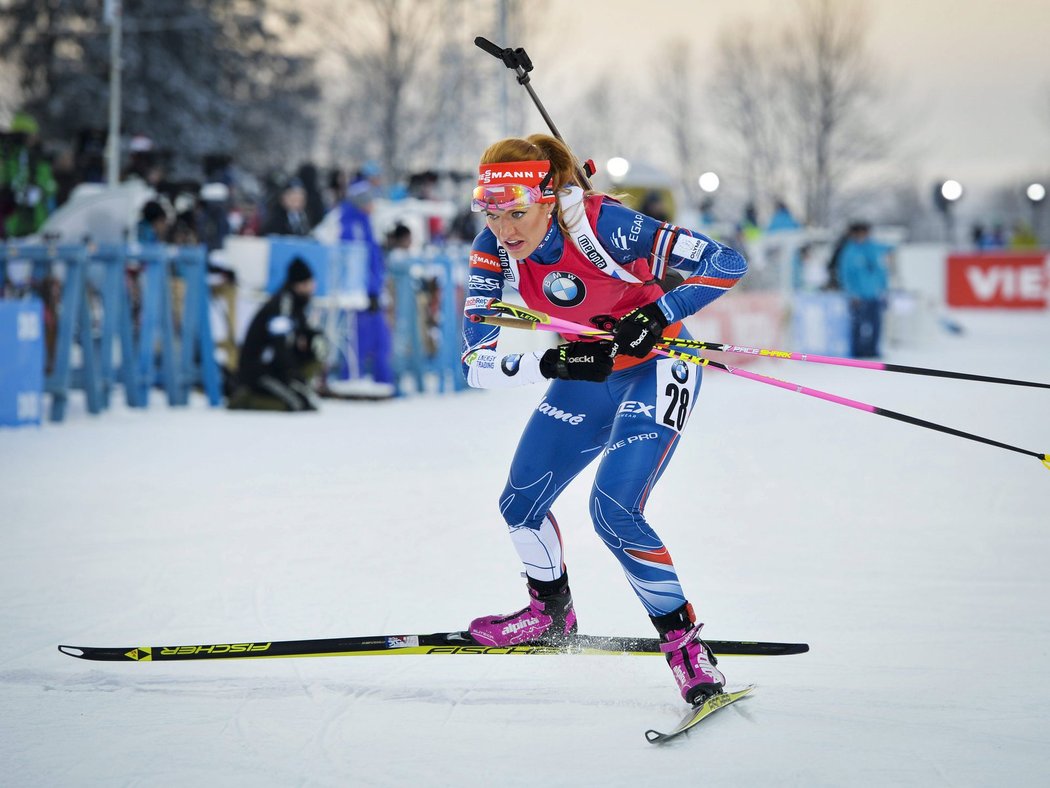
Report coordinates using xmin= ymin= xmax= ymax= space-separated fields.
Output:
xmin=611 ymin=303 xmax=667 ymax=358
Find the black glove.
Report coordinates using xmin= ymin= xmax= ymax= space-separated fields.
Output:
xmin=611 ymin=303 xmax=667 ymax=358
xmin=540 ymin=340 xmax=615 ymax=382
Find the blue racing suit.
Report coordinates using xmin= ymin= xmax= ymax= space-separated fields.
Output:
xmin=461 ymin=189 xmax=747 ymax=616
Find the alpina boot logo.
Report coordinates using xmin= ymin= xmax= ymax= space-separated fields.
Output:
xmin=502 ymin=616 xmax=541 ymax=636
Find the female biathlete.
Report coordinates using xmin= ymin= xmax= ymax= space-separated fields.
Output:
xmin=460 ymin=134 xmax=748 ymax=704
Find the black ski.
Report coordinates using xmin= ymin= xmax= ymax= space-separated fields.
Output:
xmin=59 ymin=631 xmax=809 ymax=662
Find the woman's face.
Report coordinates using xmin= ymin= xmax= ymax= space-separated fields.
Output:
xmin=484 ymin=203 xmax=553 ymax=259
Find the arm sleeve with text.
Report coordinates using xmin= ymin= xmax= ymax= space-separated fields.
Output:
xmin=459 ymin=230 xmax=549 ymax=389
xmin=594 ymin=202 xmax=748 ymax=323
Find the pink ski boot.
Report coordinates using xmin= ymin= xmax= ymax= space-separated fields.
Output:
xmin=469 ymin=574 xmax=577 ymax=647
xmin=652 ymin=603 xmax=725 ymax=704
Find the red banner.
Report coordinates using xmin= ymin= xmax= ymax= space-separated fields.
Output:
xmin=946 ymin=253 xmax=1048 ymax=308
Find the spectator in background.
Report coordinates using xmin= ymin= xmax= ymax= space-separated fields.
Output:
xmin=169 ymin=188 xmax=200 ymax=246
xmin=357 ymin=160 xmax=385 ymax=198
xmin=824 ymin=221 xmax=865 ymax=291
xmin=1 ymin=112 xmax=57 ymax=238
xmin=74 ymin=127 xmax=107 ymax=185
xmin=734 ymin=202 xmax=762 ymax=249
xmin=325 ymin=168 xmax=349 ymax=213
xmin=136 ymin=200 xmax=171 ymax=244
xmin=1009 ymin=221 xmax=1039 ymax=250
xmin=228 ymin=258 xmax=325 ymax=412
xmin=386 ymin=221 xmax=438 ymax=357
xmin=791 ymin=242 xmax=813 ymax=292
xmin=264 ymin=179 xmax=312 ymax=236
xmin=640 ymin=190 xmax=672 ymax=223
xmin=836 ymin=221 xmax=893 ymax=359
xmin=296 ymin=162 xmax=327 ymax=229
xmin=698 ymin=196 xmax=716 ymax=228
xmin=51 ymin=146 xmax=79 ymax=208
xmin=766 ymin=199 xmax=801 ymax=232
xmin=197 ymin=182 xmax=231 ymax=251
xmin=340 ymin=178 xmax=393 ymax=391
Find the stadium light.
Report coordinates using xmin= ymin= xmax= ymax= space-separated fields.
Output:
xmin=1026 ymin=183 xmax=1046 ymax=203
xmin=698 ymin=171 xmax=720 ymax=193
xmin=606 ymin=157 xmax=630 ymax=181
xmin=940 ymin=180 xmax=964 ymax=202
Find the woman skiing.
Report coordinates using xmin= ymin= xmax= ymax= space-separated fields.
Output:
xmin=460 ymin=134 xmax=748 ymax=704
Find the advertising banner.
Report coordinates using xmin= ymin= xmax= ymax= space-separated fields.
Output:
xmin=946 ymin=253 xmax=1048 ymax=308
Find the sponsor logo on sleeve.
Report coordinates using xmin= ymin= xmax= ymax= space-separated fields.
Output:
xmin=468 ymin=275 xmax=501 ymax=292
xmin=497 ymin=246 xmax=516 ymax=284
xmin=630 ymin=213 xmax=644 ymax=244
xmin=501 ymin=354 xmax=523 ymax=376
xmin=470 ymin=251 xmax=502 ymax=273
xmin=464 ymin=296 xmax=495 ymax=312
xmin=672 ymin=234 xmax=708 ymax=262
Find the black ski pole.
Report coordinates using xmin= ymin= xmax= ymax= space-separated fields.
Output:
xmin=474 ymin=36 xmax=594 ymax=190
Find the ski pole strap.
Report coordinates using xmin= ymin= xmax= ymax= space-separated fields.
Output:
xmin=483 ymin=302 xmax=1050 ymax=470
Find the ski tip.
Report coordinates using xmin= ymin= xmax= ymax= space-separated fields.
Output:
xmin=58 ymin=645 xmax=85 ymax=658
xmin=645 ymin=684 xmax=757 ymax=744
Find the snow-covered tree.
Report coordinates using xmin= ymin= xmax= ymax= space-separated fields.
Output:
xmin=0 ymin=0 xmax=318 ymax=175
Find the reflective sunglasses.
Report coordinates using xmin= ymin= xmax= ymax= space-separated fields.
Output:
xmin=471 ymin=183 xmax=555 ymax=213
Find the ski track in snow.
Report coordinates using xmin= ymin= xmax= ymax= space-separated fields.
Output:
xmin=1 ymin=310 xmax=1049 ymax=786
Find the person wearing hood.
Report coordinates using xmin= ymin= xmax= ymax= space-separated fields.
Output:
xmin=228 ymin=258 xmax=325 ymax=412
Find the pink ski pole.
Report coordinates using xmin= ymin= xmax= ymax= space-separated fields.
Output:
xmin=470 ymin=308 xmax=1050 ymax=470
xmin=488 ymin=300 xmax=1050 ymax=390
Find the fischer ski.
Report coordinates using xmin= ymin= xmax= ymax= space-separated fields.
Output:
xmin=645 ymin=685 xmax=756 ymax=744
xmin=58 ymin=632 xmax=809 ymax=663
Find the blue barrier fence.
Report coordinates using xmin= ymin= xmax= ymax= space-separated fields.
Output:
xmin=1 ymin=242 xmax=221 ymax=424
xmin=0 ymin=239 xmax=471 ymax=423
xmin=387 ymin=247 xmax=469 ymax=396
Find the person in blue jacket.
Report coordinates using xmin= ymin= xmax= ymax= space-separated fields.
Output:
xmin=340 ymin=179 xmax=393 ymax=386
xmin=836 ymin=221 xmax=893 ymax=358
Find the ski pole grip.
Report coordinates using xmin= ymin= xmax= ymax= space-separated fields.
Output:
xmin=474 ymin=37 xmax=505 ymax=60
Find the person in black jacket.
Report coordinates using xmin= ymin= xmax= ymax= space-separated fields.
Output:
xmin=263 ymin=179 xmax=312 ymax=236
xmin=228 ymin=258 xmax=325 ymax=412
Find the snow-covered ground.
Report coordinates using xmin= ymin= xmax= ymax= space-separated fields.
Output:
xmin=2 ymin=309 xmax=1048 ymax=787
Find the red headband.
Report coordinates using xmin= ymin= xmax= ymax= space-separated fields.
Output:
xmin=477 ymin=160 xmax=551 ymax=188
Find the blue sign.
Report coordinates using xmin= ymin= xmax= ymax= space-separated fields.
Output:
xmin=791 ymin=292 xmax=851 ymax=357
xmin=0 ymin=299 xmax=44 ymax=427
xmin=266 ymin=238 xmax=330 ymax=296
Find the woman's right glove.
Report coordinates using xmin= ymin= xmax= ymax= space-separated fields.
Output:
xmin=539 ymin=340 xmax=616 ymax=382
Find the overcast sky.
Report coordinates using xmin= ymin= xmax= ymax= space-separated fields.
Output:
xmin=515 ymin=0 xmax=1050 ymax=199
